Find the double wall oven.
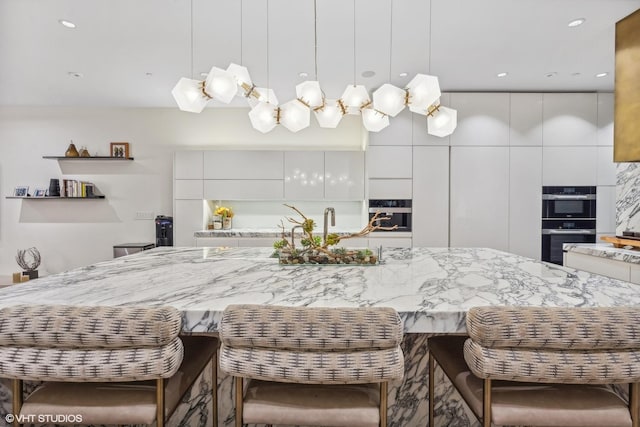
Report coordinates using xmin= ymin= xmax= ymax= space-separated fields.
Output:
xmin=368 ymin=199 xmax=412 ymax=232
xmin=541 ymin=186 xmax=596 ymax=265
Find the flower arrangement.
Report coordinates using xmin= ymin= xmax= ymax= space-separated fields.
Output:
xmin=214 ymin=206 xmax=234 ymax=218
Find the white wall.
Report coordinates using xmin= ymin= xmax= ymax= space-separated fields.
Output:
xmin=0 ymin=107 xmax=364 ymax=275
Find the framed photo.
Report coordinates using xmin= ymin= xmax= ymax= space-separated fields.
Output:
xmin=34 ymin=188 xmax=47 ymax=197
xmin=13 ymin=186 xmax=29 ymax=197
xmin=110 ymin=142 xmax=130 ymax=158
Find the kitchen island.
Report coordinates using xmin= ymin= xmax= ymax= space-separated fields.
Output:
xmin=1 ymin=246 xmax=639 ymax=426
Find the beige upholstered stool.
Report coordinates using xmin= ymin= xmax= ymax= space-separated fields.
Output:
xmin=219 ymin=304 xmax=405 ymax=427
xmin=0 ymin=305 xmax=218 ymax=427
xmin=429 ymin=306 xmax=640 ymax=427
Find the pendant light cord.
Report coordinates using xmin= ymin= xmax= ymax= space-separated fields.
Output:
xmin=389 ymin=0 xmax=393 ymax=81
xmin=352 ymin=0 xmax=356 ymax=86
xmin=314 ymin=0 xmax=318 ymax=81
xmin=428 ymin=0 xmax=432 ymax=74
xmin=266 ymin=0 xmax=270 ymax=101
xmin=190 ymin=0 xmax=194 ymax=79
xmin=240 ymin=0 xmax=243 ymax=65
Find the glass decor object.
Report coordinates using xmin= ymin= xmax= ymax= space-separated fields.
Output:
xmin=65 ymin=141 xmax=79 ymax=157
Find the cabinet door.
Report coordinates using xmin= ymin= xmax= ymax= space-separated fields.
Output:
xmin=368 ymin=179 xmax=412 ymax=199
xmin=175 ymin=151 xmax=203 ymax=179
xmin=597 ymin=92 xmax=614 ymax=146
xmin=509 ymin=147 xmax=542 ymax=259
xmin=597 ymin=146 xmax=616 ymax=186
xmin=284 ymin=151 xmax=324 ymax=200
xmin=450 ymin=93 xmax=510 ymax=146
xmin=542 ymin=147 xmax=597 ymax=186
xmin=542 ymin=93 xmax=597 ymax=146
xmin=324 ymin=151 xmax=365 ymax=200
xmin=203 ymin=151 xmax=284 ymax=179
xmin=204 ymin=180 xmax=284 ymax=200
xmin=412 ymin=146 xmax=449 ymax=247
xmin=450 ymin=147 xmax=509 ymax=250
xmin=368 ymin=110 xmax=412 ymax=146
xmin=174 ymin=180 xmax=203 ymax=200
xmin=174 ymin=200 xmax=203 ymax=247
xmin=367 ymin=146 xmax=412 ymax=178
xmin=510 ymin=93 xmax=543 ymax=146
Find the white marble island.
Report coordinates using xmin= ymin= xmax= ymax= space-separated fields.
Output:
xmin=2 ymin=246 xmax=640 ymax=426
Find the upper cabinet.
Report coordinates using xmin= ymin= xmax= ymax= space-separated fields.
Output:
xmin=367 ymin=146 xmax=412 ymax=178
xmin=324 ymin=151 xmax=365 ymax=200
xmin=284 ymin=151 xmax=325 ymax=200
xmin=204 ymin=151 xmax=283 ymax=179
xmin=174 ymin=151 xmax=203 ymax=179
xmin=510 ymin=93 xmax=543 ymax=146
xmin=450 ymin=93 xmax=510 ymax=146
xmin=542 ymin=93 xmax=597 ymax=146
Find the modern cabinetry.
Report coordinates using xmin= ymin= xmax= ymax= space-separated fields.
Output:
xmin=509 ymin=93 xmax=543 ymax=146
xmin=542 ymin=93 xmax=597 ymax=146
xmin=367 ymin=146 xmax=412 ymax=199
xmin=174 ymin=151 xmax=203 ymax=179
xmin=542 ymin=147 xmax=598 ymax=185
xmin=450 ymin=146 xmax=509 ymax=251
xmin=412 ymin=146 xmax=449 ymax=247
xmin=284 ymin=151 xmax=325 ymax=200
xmin=509 ymin=147 xmax=542 ymax=259
xmin=174 ymin=200 xmax=202 ymax=247
xmin=324 ymin=151 xmax=365 ymax=200
xmin=450 ymin=93 xmax=510 ymax=146
xmin=203 ymin=151 xmax=283 ymax=179
xmin=563 ymin=251 xmax=640 ymax=285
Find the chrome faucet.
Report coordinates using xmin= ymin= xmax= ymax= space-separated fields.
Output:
xmin=291 ymin=225 xmax=303 ymax=250
xmin=323 ymin=207 xmax=336 ymax=245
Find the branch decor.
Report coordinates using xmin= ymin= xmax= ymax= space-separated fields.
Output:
xmin=274 ymin=204 xmax=397 ymax=265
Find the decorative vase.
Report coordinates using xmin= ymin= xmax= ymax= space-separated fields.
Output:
xmin=65 ymin=142 xmax=79 ymax=157
xmin=212 ymin=215 xmax=222 ymax=230
xmin=223 ymin=217 xmax=232 ymax=230
xmin=79 ymin=146 xmax=90 ymax=157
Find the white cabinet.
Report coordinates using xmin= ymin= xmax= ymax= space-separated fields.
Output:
xmin=368 ymin=109 xmax=412 ymax=146
xmin=542 ymin=93 xmax=597 ymax=146
xmin=174 ymin=200 xmax=202 ymax=246
xmin=597 ymin=92 xmax=614 ymax=146
xmin=509 ymin=147 xmax=542 ymax=259
xmin=284 ymin=151 xmax=325 ymax=200
xmin=204 ymin=180 xmax=284 ymax=200
xmin=597 ymin=146 xmax=616 ymax=186
xmin=450 ymin=93 xmax=510 ymax=146
xmin=367 ymin=146 xmax=412 ymax=178
xmin=203 ymin=151 xmax=284 ymax=179
xmin=174 ymin=180 xmax=203 ymax=200
xmin=542 ymin=147 xmax=597 ymax=186
xmin=450 ymin=147 xmax=509 ymax=251
xmin=195 ymin=237 xmax=238 ymax=248
xmin=174 ymin=151 xmax=203 ymax=179
xmin=510 ymin=93 xmax=543 ymax=146
xmin=563 ymin=252 xmax=631 ymax=282
xmin=596 ymin=186 xmax=616 ymax=234
xmin=324 ymin=151 xmax=365 ymax=200
xmin=412 ymin=146 xmax=449 ymax=247
xmin=368 ymin=179 xmax=412 ymax=199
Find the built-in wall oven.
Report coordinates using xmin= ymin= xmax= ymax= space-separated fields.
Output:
xmin=541 ymin=186 xmax=596 ymax=265
xmin=368 ymin=199 xmax=412 ymax=232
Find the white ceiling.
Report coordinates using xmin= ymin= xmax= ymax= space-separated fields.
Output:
xmin=1 ymin=0 xmax=638 ymax=108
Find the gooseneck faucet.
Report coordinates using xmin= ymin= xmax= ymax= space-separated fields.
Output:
xmin=323 ymin=207 xmax=336 ymax=245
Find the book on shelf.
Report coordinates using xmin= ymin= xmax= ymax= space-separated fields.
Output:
xmin=60 ymin=180 xmax=103 ymax=198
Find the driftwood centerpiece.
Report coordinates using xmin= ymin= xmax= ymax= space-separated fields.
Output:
xmin=274 ymin=204 xmax=397 ymax=265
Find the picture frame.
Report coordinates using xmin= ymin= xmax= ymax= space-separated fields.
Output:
xmin=13 ymin=186 xmax=29 ymax=197
xmin=110 ymin=142 xmax=130 ymax=158
xmin=33 ymin=188 xmax=47 ymax=197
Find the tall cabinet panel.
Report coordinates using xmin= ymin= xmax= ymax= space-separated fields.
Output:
xmin=450 ymin=147 xmax=509 ymax=250
xmin=174 ymin=200 xmax=202 ymax=247
xmin=412 ymin=146 xmax=449 ymax=247
xmin=283 ymin=151 xmax=325 ymax=200
xmin=324 ymin=151 xmax=365 ymax=200
xmin=450 ymin=93 xmax=510 ymax=146
xmin=509 ymin=147 xmax=542 ymax=260
xmin=542 ymin=93 xmax=597 ymax=146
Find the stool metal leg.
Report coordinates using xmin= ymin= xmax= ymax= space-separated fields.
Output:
xmin=157 ymin=378 xmax=165 ymax=427
xmin=380 ymin=381 xmax=388 ymax=427
xmin=483 ymin=378 xmax=492 ymax=427
xmin=631 ymin=383 xmax=639 ymax=427
xmin=12 ymin=379 xmax=22 ymax=427
xmin=212 ymin=350 xmax=218 ymax=427
xmin=235 ymin=377 xmax=244 ymax=427
xmin=429 ymin=353 xmax=435 ymax=427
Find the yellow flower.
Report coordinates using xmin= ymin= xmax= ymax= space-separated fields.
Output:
xmin=214 ymin=206 xmax=234 ymax=218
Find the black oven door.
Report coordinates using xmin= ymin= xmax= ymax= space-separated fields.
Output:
xmin=541 ymin=229 xmax=596 ymax=265
xmin=542 ymin=189 xmax=596 ymax=219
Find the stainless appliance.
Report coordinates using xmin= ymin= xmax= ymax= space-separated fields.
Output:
xmin=541 ymin=186 xmax=596 ymax=265
xmin=368 ymin=199 xmax=412 ymax=232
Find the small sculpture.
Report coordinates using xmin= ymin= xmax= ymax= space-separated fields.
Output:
xmin=65 ymin=140 xmax=79 ymax=157
xmin=16 ymin=247 xmax=41 ymax=279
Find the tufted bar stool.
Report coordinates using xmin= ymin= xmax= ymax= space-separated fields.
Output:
xmin=219 ymin=304 xmax=405 ymax=427
xmin=429 ymin=306 xmax=640 ymax=427
xmin=0 ymin=304 xmax=218 ymax=427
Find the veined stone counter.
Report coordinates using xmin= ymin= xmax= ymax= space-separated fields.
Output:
xmin=194 ymin=228 xmax=376 ymax=238
xmin=2 ymin=246 xmax=639 ymax=426
xmin=563 ymin=242 xmax=640 ymax=264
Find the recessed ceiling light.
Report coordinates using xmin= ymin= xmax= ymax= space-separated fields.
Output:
xmin=145 ymin=72 xmax=153 ymax=77
xmin=298 ymin=72 xmax=308 ymax=78
xmin=361 ymin=70 xmax=376 ymax=78
xmin=68 ymin=71 xmax=83 ymax=78
xmin=399 ymin=72 xmax=408 ymax=78
xmin=568 ymin=18 xmax=585 ymax=28
xmin=497 ymin=72 xmax=508 ymax=78
xmin=596 ymin=72 xmax=608 ymax=78
xmin=545 ymin=72 xmax=557 ymax=78
xmin=58 ymin=19 xmax=76 ymax=29
xmin=571 ymin=72 xmax=581 ymax=77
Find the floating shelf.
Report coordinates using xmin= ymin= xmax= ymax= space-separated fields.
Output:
xmin=6 ymin=196 xmax=105 ymax=200
xmin=43 ymin=156 xmax=134 ymax=160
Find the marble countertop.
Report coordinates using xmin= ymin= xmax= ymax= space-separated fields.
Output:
xmin=1 ymin=246 xmax=639 ymax=334
xmin=563 ymin=243 xmax=640 ymax=264
xmin=194 ymin=228 xmax=412 ymax=238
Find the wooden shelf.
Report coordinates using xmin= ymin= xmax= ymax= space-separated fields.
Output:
xmin=601 ymin=235 xmax=640 ymax=249
xmin=6 ymin=196 xmax=105 ymax=200
xmin=43 ymin=156 xmax=134 ymax=160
